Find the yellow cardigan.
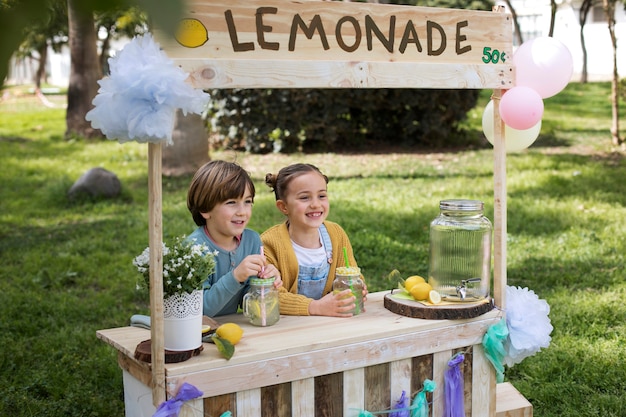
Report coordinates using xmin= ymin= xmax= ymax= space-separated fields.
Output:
xmin=261 ymin=221 xmax=362 ymax=316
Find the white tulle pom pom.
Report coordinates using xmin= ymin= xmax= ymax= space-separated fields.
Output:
xmin=504 ymin=285 xmax=553 ymax=367
xmin=85 ymin=33 xmax=210 ymax=145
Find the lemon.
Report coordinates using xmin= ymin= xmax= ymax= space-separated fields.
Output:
xmin=175 ymin=18 xmax=209 ymax=48
xmin=410 ymin=282 xmax=433 ymax=301
xmin=404 ymin=275 xmax=426 ymax=292
xmin=215 ymin=323 xmax=243 ymax=345
xmin=428 ymin=289 xmax=442 ymax=304
xmin=201 ymin=324 xmax=211 ymax=334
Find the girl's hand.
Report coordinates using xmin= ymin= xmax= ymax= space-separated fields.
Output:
xmin=260 ymin=264 xmax=283 ymax=289
xmin=308 ymin=289 xmax=355 ymax=317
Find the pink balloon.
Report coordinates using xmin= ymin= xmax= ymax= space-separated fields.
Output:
xmin=482 ymin=100 xmax=541 ymax=152
xmin=499 ymin=87 xmax=544 ymax=130
xmin=514 ymin=37 xmax=574 ymax=98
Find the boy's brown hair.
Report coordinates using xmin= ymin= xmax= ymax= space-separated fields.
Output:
xmin=187 ymin=160 xmax=255 ymax=226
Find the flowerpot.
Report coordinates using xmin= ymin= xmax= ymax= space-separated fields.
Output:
xmin=163 ymin=289 xmax=203 ymax=351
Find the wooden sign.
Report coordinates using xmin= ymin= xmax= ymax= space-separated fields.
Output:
xmin=156 ymin=0 xmax=514 ymax=89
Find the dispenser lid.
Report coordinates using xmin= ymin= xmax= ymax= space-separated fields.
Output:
xmin=439 ymin=199 xmax=483 ymax=211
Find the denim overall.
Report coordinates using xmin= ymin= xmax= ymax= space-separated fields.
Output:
xmin=296 ymin=224 xmax=333 ymax=300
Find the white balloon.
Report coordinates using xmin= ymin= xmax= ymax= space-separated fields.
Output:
xmin=482 ymin=100 xmax=541 ymax=152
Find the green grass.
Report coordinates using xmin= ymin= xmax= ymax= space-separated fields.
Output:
xmin=1 ymin=83 xmax=625 ymax=416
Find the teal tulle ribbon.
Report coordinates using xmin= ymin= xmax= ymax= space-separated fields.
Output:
xmin=411 ymin=379 xmax=436 ymax=417
xmin=353 ymin=379 xmax=436 ymax=417
xmin=482 ymin=318 xmax=509 ymax=383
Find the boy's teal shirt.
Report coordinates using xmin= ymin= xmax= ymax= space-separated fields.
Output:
xmin=187 ymin=227 xmax=262 ymax=317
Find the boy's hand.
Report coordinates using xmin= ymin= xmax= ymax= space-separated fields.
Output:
xmin=233 ymin=254 xmax=266 ymax=283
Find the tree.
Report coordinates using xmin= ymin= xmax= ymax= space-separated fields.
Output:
xmin=578 ymin=0 xmax=594 ymax=83
xmin=602 ymin=0 xmax=622 ymax=146
xmin=95 ymin=6 xmax=148 ymax=75
xmin=162 ymin=111 xmax=209 ymax=176
xmin=548 ymin=0 xmax=557 ymax=36
xmin=1 ymin=0 xmax=185 ymax=88
xmin=65 ymin=0 xmax=101 ymax=139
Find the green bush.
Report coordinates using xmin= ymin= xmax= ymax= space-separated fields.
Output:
xmin=207 ymin=88 xmax=480 ymax=153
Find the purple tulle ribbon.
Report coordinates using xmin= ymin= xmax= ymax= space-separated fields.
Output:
xmin=153 ymin=382 xmax=203 ymax=417
xmin=389 ymin=390 xmax=410 ymax=417
xmin=444 ymin=353 xmax=465 ymax=417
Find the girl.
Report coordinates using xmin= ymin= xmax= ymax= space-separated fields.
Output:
xmin=187 ymin=160 xmax=281 ymax=317
xmin=262 ymin=163 xmax=367 ymax=317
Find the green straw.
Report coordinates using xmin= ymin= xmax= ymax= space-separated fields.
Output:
xmin=342 ymin=247 xmax=359 ymax=314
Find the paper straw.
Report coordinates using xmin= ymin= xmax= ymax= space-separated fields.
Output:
xmin=260 ymin=246 xmax=266 ymax=326
xmin=343 ymin=247 xmax=350 ymax=267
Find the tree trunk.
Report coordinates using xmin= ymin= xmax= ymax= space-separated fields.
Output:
xmin=34 ymin=43 xmax=47 ymax=89
xmin=604 ymin=0 xmax=622 ymax=146
xmin=65 ymin=0 xmax=101 ymax=139
xmin=162 ymin=110 xmax=210 ymax=177
xmin=99 ymin=29 xmax=111 ymax=77
xmin=579 ymin=0 xmax=592 ymax=83
xmin=548 ymin=0 xmax=557 ymax=37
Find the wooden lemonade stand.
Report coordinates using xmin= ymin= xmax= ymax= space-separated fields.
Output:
xmin=97 ymin=1 xmax=532 ymax=415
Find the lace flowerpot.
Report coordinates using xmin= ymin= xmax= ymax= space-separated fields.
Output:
xmin=163 ymin=289 xmax=203 ymax=351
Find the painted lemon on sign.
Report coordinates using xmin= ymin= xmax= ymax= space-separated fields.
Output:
xmin=175 ymin=18 xmax=208 ymax=48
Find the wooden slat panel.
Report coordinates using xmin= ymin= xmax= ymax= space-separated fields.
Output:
xmin=261 ymin=383 xmax=291 ymax=417
xmin=390 ymin=358 xmax=412 ymax=406
xmin=343 ymin=368 xmax=365 ymax=416
xmin=175 ymin=316 xmax=498 ymax=398
xmin=204 ymin=393 xmax=235 ymax=417
xmin=155 ymin=0 xmax=514 ymax=90
xmin=471 ymin=344 xmax=496 ymax=417
xmin=432 ymin=350 xmax=452 ymax=417
xmin=179 ymin=398 xmax=203 ymax=417
xmin=178 ymin=59 xmax=513 ymax=90
xmin=315 ymin=373 xmax=343 ymax=417
xmin=411 ymin=354 xmax=433 ymax=397
xmin=365 ymin=363 xmax=390 ymax=413
xmin=236 ymin=388 xmax=261 ymax=417
xmin=495 ymin=382 xmax=533 ymax=417
xmin=462 ymin=347 xmax=474 ymax=417
xmin=161 ymin=0 xmax=512 ymax=63
xmin=292 ymin=378 xmax=315 ymax=417
xmin=117 ymin=351 xmax=153 ymax=388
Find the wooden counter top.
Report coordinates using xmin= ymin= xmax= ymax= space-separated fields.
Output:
xmin=97 ymin=291 xmax=501 ymax=398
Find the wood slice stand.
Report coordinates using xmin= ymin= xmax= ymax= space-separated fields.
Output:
xmin=384 ymin=292 xmax=495 ymax=320
xmin=134 ymin=339 xmax=204 ymax=364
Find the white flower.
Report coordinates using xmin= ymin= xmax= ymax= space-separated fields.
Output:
xmin=134 ymin=235 xmax=216 ymax=297
xmin=504 ymin=286 xmax=553 ymax=366
xmin=86 ymin=33 xmax=210 ymax=145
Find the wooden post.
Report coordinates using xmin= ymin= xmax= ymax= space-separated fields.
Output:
xmin=148 ymin=142 xmax=166 ymax=406
xmin=492 ymin=5 xmax=508 ymax=312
